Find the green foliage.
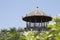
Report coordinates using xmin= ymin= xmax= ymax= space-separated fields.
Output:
xmin=0 ymin=16 xmax=60 ymax=40
xmin=20 ymin=31 xmax=40 ymax=40
xmin=0 ymin=28 xmax=21 ymax=40
xmin=47 ymin=16 xmax=60 ymax=40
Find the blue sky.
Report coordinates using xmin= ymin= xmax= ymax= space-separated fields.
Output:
xmin=0 ymin=0 xmax=60 ymax=30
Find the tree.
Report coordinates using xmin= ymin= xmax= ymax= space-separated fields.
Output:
xmin=20 ymin=16 xmax=60 ymax=40
xmin=0 ymin=16 xmax=60 ymax=40
xmin=47 ymin=16 xmax=60 ymax=40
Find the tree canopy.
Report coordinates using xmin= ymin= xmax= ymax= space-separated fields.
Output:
xmin=0 ymin=16 xmax=60 ymax=40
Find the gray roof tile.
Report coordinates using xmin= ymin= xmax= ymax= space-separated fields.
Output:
xmin=27 ymin=8 xmax=48 ymax=16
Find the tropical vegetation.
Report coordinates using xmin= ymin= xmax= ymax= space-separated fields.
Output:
xmin=0 ymin=16 xmax=60 ymax=40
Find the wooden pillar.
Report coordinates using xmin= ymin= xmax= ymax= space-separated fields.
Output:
xmin=29 ymin=20 xmax=31 ymax=27
xmin=41 ymin=18 xmax=42 ymax=27
xmin=39 ymin=23 xmax=41 ymax=27
xmin=26 ymin=22 xmax=28 ymax=28
xmin=46 ymin=19 xmax=48 ymax=27
xmin=39 ymin=23 xmax=40 ymax=27
xmin=34 ymin=19 xmax=36 ymax=27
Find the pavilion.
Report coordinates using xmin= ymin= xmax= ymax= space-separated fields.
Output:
xmin=22 ymin=7 xmax=52 ymax=32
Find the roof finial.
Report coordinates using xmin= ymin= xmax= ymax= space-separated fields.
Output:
xmin=37 ymin=6 xmax=39 ymax=8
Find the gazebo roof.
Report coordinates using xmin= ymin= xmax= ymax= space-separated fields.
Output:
xmin=27 ymin=7 xmax=47 ymax=16
xmin=23 ymin=7 xmax=52 ymax=22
